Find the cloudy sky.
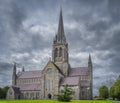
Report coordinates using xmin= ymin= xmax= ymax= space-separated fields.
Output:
xmin=0 ymin=0 xmax=120 ymax=96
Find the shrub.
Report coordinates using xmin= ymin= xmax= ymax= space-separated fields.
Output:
xmin=58 ymin=85 xmax=74 ymax=102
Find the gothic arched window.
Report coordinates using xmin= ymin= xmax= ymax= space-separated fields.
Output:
xmin=59 ymin=47 xmax=62 ymax=57
xmin=55 ymin=48 xmax=58 ymax=57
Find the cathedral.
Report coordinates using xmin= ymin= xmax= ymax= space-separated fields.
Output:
xmin=7 ymin=9 xmax=93 ymax=100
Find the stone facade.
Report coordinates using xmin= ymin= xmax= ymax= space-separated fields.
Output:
xmin=7 ymin=9 xmax=93 ymax=100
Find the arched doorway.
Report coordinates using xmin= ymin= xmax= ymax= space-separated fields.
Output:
xmin=48 ymin=93 xmax=52 ymax=99
xmin=18 ymin=95 xmax=20 ymax=99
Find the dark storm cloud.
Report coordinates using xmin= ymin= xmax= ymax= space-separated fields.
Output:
xmin=0 ymin=62 xmax=13 ymax=86
xmin=0 ymin=0 xmax=25 ymax=32
xmin=108 ymin=0 xmax=120 ymax=23
xmin=9 ymin=2 xmax=26 ymax=32
xmin=109 ymin=54 xmax=120 ymax=73
xmin=63 ymin=0 xmax=109 ymax=52
xmin=0 ymin=62 xmax=12 ymax=71
xmin=0 ymin=0 xmax=26 ymax=55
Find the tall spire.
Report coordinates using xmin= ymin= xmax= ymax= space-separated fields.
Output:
xmin=52 ymin=8 xmax=69 ymax=76
xmin=12 ymin=62 xmax=16 ymax=85
xmin=88 ymin=54 xmax=93 ymax=99
xmin=13 ymin=62 xmax=16 ymax=74
xmin=22 ymin=66 xmax=25 ymax=72
xmin=54 ymin=8 xmax=66 ymax=44
xmin=88 ymin=54 xmax=92 ymax=63
xmin=88 ymin=54 xmax=92 ymax=68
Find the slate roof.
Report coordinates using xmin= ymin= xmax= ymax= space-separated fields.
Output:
xmin=17 ymin=70 xmax=41 ymax=79
xmin=15 ymin=67 xmax=90 ymax=88
xmin=69 ymin=67 xmax=89 ymax=76
xmin=60 ymin=77 xmax=79 ymax=86
xmin=80 ymin=80 xmax=90 ymax=87
xmin=15 ymin=84 xmax=40 ymax=91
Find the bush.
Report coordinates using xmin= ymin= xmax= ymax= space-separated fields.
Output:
xmin=58 ymin=85 xmax=74 ymax=102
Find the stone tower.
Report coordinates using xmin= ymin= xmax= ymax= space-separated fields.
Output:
xmin=12 ymin=63 xmax=17 ymax=85
xmin=52 ymin=9 xmax=69 ymax=76
xmin=88 ymin=54 xmax=93 ymax=99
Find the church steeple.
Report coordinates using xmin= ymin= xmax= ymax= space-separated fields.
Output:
xmin=88 ymin=54 xmax=92 ymax=69
xmin=52 ymin=9 xmax=69 ymax=76
xmin=88 ymin=54 xmax=93 ymax=99
xmin=12 ymin=63 xmax=17 ymax=85
xmin=54 ymin=8 xmax=66 ymax=44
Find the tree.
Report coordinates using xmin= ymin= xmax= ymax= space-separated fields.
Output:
xmin=110 ymin=76 xmax=120 ymax=100
xmin=58 ymin=85 xmax=75 ymax=102
xmin=0 ymin=88 xmax=2 ymax=98
xmin=2 ymin=86 xmax=9 ymax=98
xmin=0 ymin=86 xmax=9 ymax=99
xmin=110 ymin=86 xmax=115 ymax=100
xmin=99 ymin=85 xmax=109 ymax=99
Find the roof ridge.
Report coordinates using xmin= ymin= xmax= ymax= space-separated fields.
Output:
xmin=64 ymin=76 xmax=79 ymax=78
xmin=22 ymin=70 xmax=42 ymax=72
xmin=51 ymin=61 xmax=65 ymax=76
xmin=71 ymin=67 xmax=89 ymax=69
xmin=17 ymin=83 xmax=40 ymax=86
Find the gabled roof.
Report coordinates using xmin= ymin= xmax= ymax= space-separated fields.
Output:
xmin=17 ymin=70 xmax=41 ymax=79
xmin=69 ymin=67 xmax=89 ymax=76
xmin=42 ymin=60 xmax=65 ymax=76
xmin=14 ymin=84 xmax=40 ymax=91
xmin=60 ymin=76 xmax=79 ymax=86
xmin=51 ymin=61 xmax=65 ymax=76
xmin=12 ymin=86 xmax=20 ymax=94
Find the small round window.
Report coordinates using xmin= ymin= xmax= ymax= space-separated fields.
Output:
xmin=47 ymin=68 xmax=52 ymax=74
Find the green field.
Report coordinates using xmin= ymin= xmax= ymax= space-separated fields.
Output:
xmin=0 ymin=100 xmax=119 ymax=103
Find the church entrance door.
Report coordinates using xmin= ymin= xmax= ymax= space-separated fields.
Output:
xmin=48 ymin=93 xmax=52 ymax=99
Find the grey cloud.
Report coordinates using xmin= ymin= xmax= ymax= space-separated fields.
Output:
xmin=108 ymin=0 xmax=120 ymax=23
xmin=31 ymin=33 xmax=52 ymax=50
xmin=9 ymin=1 xmax=26 ymax=32
xmin=0 ymin=62 xmax=13 ymax=85
xmin=0 ymin=62 xmax=12 ymax=73
xmin=110 ymin=56 xmax=120 ymax=73
xmin=0 ymin=0 xmax=25 ymax=32
xmin=87 ymin=21 xmax=110 ymax=33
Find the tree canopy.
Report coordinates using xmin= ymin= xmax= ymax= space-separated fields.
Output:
xmin=99 ymin=85 xmax=109 ymax=99
xmin=110 ymin=76 xmax=120 ymax=100
xmin=0 ymin=86 xmax=9 ymax=99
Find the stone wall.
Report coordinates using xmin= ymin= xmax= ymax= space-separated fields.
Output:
xmin=20 ymin=90 xmax=41 ymax=99
xmin=40 ymin=61 xmax=64 ymax=99
xmin=16 ymin=77 xmax=41 ymax=85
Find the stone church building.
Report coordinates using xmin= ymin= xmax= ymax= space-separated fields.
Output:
xmin=7 ymin=9 xmax=93 ymax=100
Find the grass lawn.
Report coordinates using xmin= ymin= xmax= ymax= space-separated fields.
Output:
xmin=0 ymin=100 xmax=119 ymax=103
